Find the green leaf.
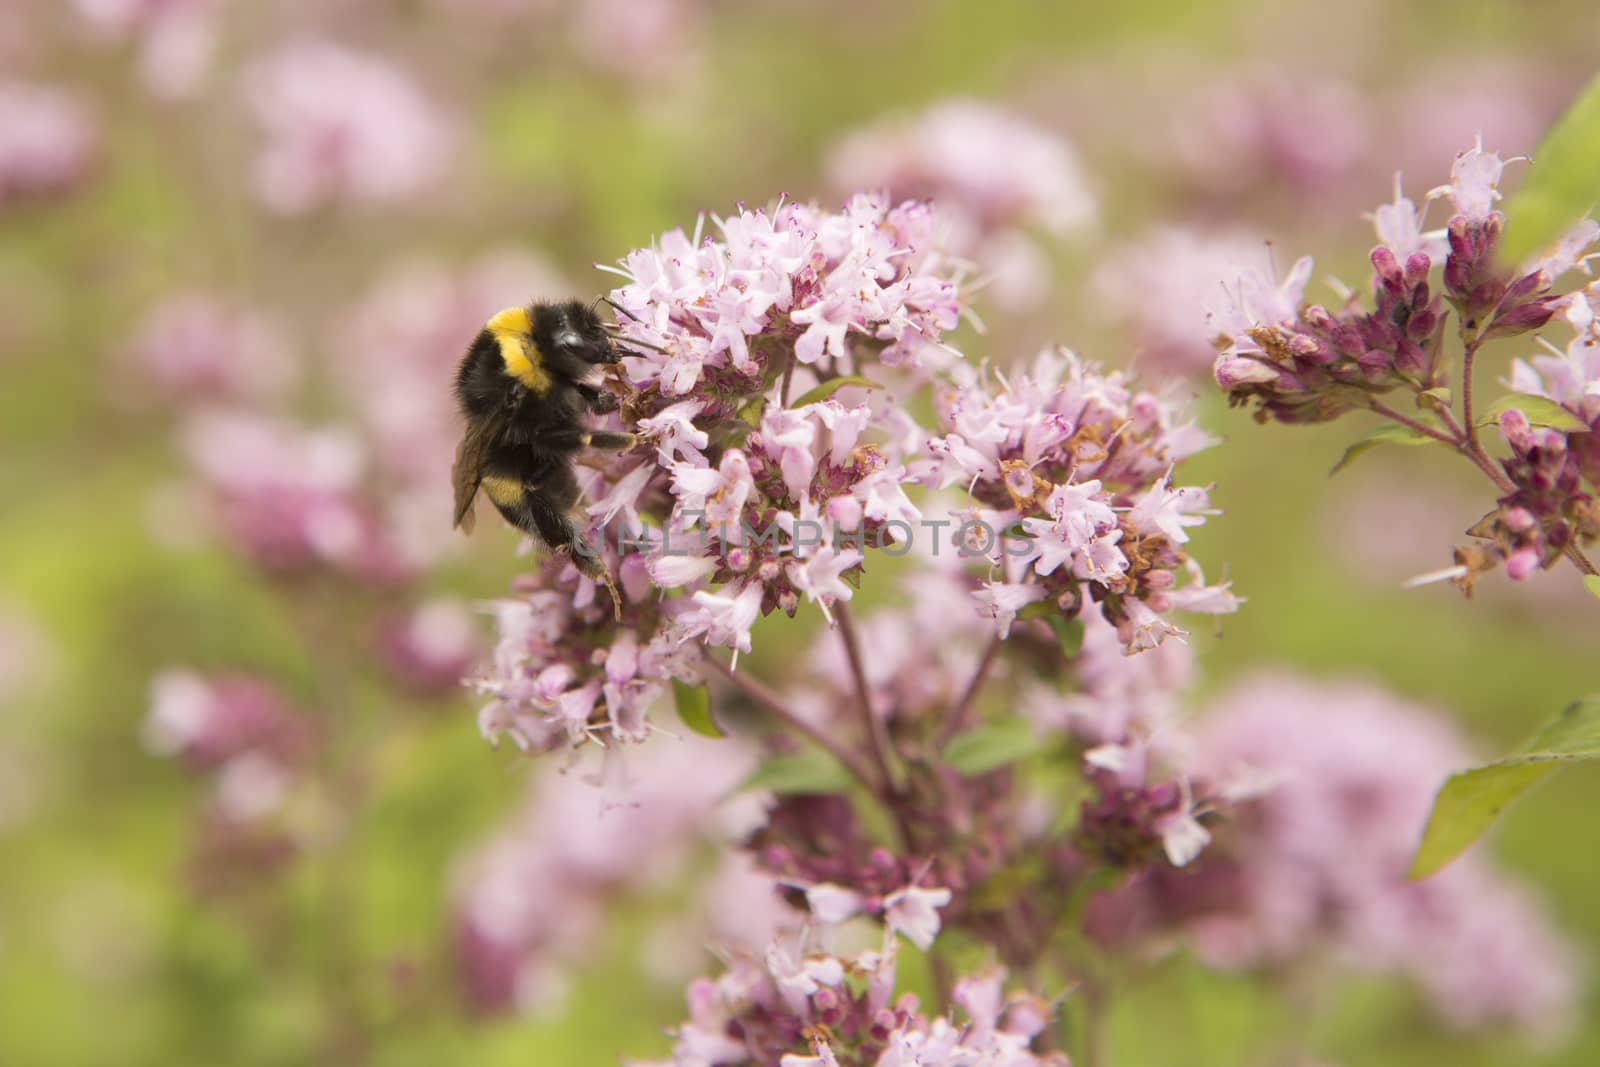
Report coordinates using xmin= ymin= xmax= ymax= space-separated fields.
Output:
xmin=1502 ymin=74 xmax=1600 ymax=262
xmin=789 ymin=375 xmax=883 ymax=408
xmin=672 ymin=680 xmax=724 ymax=738
xmin=737 ymin=396 xmax=767 ymax=428
xmin=738 ymin=751 xmax=854 ymax=795
xmin=1473 ymin=393 xmax=1590 ymax=433
xmin=1048 ymin=616 xmax=1085 ymax=658
xmin=942 ymin=716 xmax=1037 ymax=776
xmin=1416 ymin=387 xmax=1452 ymax=414
xmin=1409 ymin=695 xmax=1600 ymax=879
xmin=1329 ymin=422 xmax=1443 ymax=476
xmin=1584 ymin=575 xmax=1600 ymax=600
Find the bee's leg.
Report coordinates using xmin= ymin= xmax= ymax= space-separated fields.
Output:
xmin=577 ymin=382 xmax=618 ymax=415
xmin=537 ymin=428 xmax=636 ymax=452
xmin=519 ymin=467 xmax=624 ymax=621
xmin=585 ymin=431 xmax=635 ymax=450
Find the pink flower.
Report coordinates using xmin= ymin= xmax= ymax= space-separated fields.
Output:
xmin=644 ymin=944 xmax=1065 ymax=1067
xmin=1369 ymin=176 xmax=1449 ymax=262
xmin=1168 ymin=674 xmax=1582 ymax=1035
xmin=453 ymin=735 xmax=754 ymax=1015
xmin=1170 ymin=67 xmax=1369 ymax=198
xmin=244 ymin=40 xmax=457 ymax=215
xmin=143 ymin=669 xmax=315 ymax=822
xmin=883 ymin=884 xmax=953 ymax=951
xmin=0 ymin=81 xmax=98 ymax=205
xmin=1428 ymin=135 xmax=1506 ymax=223
xmin=123 ymin=293 xmax=298 ymax=405
xmin=826 ymin=99 xmax=1095 ymax=236
xmin=70 ymin=0 xmax=218 ymax=98
xmin=926 ymin=347 xmax=1230 ymax=651
xmin=1092 ymin=226 xmax=1272 ymax=376
xmin=180 ymin=410 xmax=410 ymax=583
xmin=379 ymin=598 xmax=482 ymax=693
xmin=680 ymin=581 xmax=765 ymax=658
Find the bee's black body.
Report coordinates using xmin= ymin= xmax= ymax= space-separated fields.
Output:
xmin=452 ymin=300 xmax=634 ymax=609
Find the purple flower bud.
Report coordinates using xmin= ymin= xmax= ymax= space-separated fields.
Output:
xmin=1403 ymin=252 xmax=1432 ymax=288
xmin=1505 ymin=545 xmax=1540 ymax=581
xmin=1487 ymin=298 xmax=1559 ymax=338
xmin=1371 ymin=245 xmax=1404 ymax=290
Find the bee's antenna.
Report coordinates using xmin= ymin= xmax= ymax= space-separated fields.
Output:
xmin=609 ymin=335 xmax=670 ymax=355
xmin=601 ymin=297 xmax=643 ymax=324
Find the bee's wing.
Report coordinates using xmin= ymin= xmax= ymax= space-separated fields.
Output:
xmin=452 ymin=411 xmax=509 ymax=533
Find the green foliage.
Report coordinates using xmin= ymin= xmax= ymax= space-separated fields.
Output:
xmin=788 ymin=375 xmax=884 ymax=408
xmin=1502 ymin=74 xmax=1600 ymax=262
xmin=672 ymin=681 xmax=724 ymax=738
xmin=942 ymin=716 xmax=1037 ymax=775
xmin=1410 ymin=696 xmax=1600 ymax=879
xmin=1473 ymin=394 xmax=1590 ymax=433
xmin=1329 ymin=422 xmax=1445 ymax=476
xmin=738 ymin=751 xmax=856 ymax=795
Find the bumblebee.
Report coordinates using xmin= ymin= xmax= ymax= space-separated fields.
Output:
xmin=452 ymin=299 xmax=637 ymax=614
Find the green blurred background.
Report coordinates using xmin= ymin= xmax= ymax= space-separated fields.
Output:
xmin=3 ymin=1 xmax=1598 ymax=1064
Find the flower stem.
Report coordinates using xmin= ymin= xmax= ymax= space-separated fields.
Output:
xmin=937 ymin=634 xmax=1002 ymax=750
xmin=833 ymin=601 xmax=902 ymax=795
xmin=1366 ymin=399 xmax=1460 ymax=448
xmin=703 ymin=653 xmax=882 ymax=794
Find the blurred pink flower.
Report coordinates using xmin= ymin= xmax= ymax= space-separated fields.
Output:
xmin=70 ymin=0 xmax=219 ymax=98
xmin=571 ymin=0 xmax=706 ymax=83
xmin=452 ymin=736 xmax=755 ymax=1015
xmin=180 ymin=410 xmax=411 ymax=583
xmin=1170 ymin=67 xmax=1369 ymax=200
xmin=122 ymin=292 xmax=298 ymax=405
xmin=827 ymin=99 xmax=1095 ymax=312
xmin=1093 ymin=226 xmax=1271 ymax=378
xmin=1176 ymin=674 xmax=1582 ymax=1036
xmin=828 ymin=100 xmax=1095 ymax=236
xmin=244 ymin=40 xmax=458 ymax=215
xmin=379 ymin=598 xmax=483 ymax=694
xmin=0 ymin=80 xmax=98 ymax=205
xmin=1386 ymin=60 xmax=1575 ymax=184
xmin=143 ymin=669 xmax=315 ymax=822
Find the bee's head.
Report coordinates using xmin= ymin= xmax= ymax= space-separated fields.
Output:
xmin=537 ymin=300 xmax=618 ymax=367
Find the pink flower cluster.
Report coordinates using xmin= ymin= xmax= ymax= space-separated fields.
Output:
xmin=453 ymin=736 xmax=760 ymax=1014
xmin=826 ymin=100 xmax=1095 ymax=310
xmin=143 ymin=670 xmax=314 ymax=824
xmin=0 ymin=80 xmax=98 ymax=205
xmin=474 ymin=193 xmax=1234 ymax=763
xmin=1209 ymin=139 xmax=1600 ymax=590
xmin=473 ymin=195 xmax=972 ymax=747
xmin=121 ymin=293 xmax=298 ymax=406
xmin=70 ymin=0 xmax=219 ymax=98
xmin=1091 ymin=226 xmax=1270 ymax=377
xmin=1481 ymin=282 xmax=1600 ymax=579
xmin=827 ymin=100 xmax=1094 ymax=238
xmin=606 ymin=193 xmax=965 ymax=394
xmin=244 ymin=40 xmax=458 ymax=215
xmin=924 ymin=348 xmax=1238 ymax=651
xmin=1089 ymin=674 xmax=1581 ymax=1037
xmin=1213 ymin=141 xmax=1593 ymax=424
xmin=634 ymin=945 xmax=1064 ymax=1067
xmin=180 ymin=411 xmax=411 ymax=583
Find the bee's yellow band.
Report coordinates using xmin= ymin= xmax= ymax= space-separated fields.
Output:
xmin=480 ymin=475 xmax=525 ymax=508
xmin=486 ymin=306 xmax=551 ymax=394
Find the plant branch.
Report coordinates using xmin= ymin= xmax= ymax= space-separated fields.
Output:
xmin=833 ymin=601 xmax=902 ymax=795
xmin=703 ymin=654 xmax=883 ymax=794
xmin=1366 ymin=400 xmax=1460 ymax=447
xmin=937 ymin=634 xmax=1003 ymax=750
